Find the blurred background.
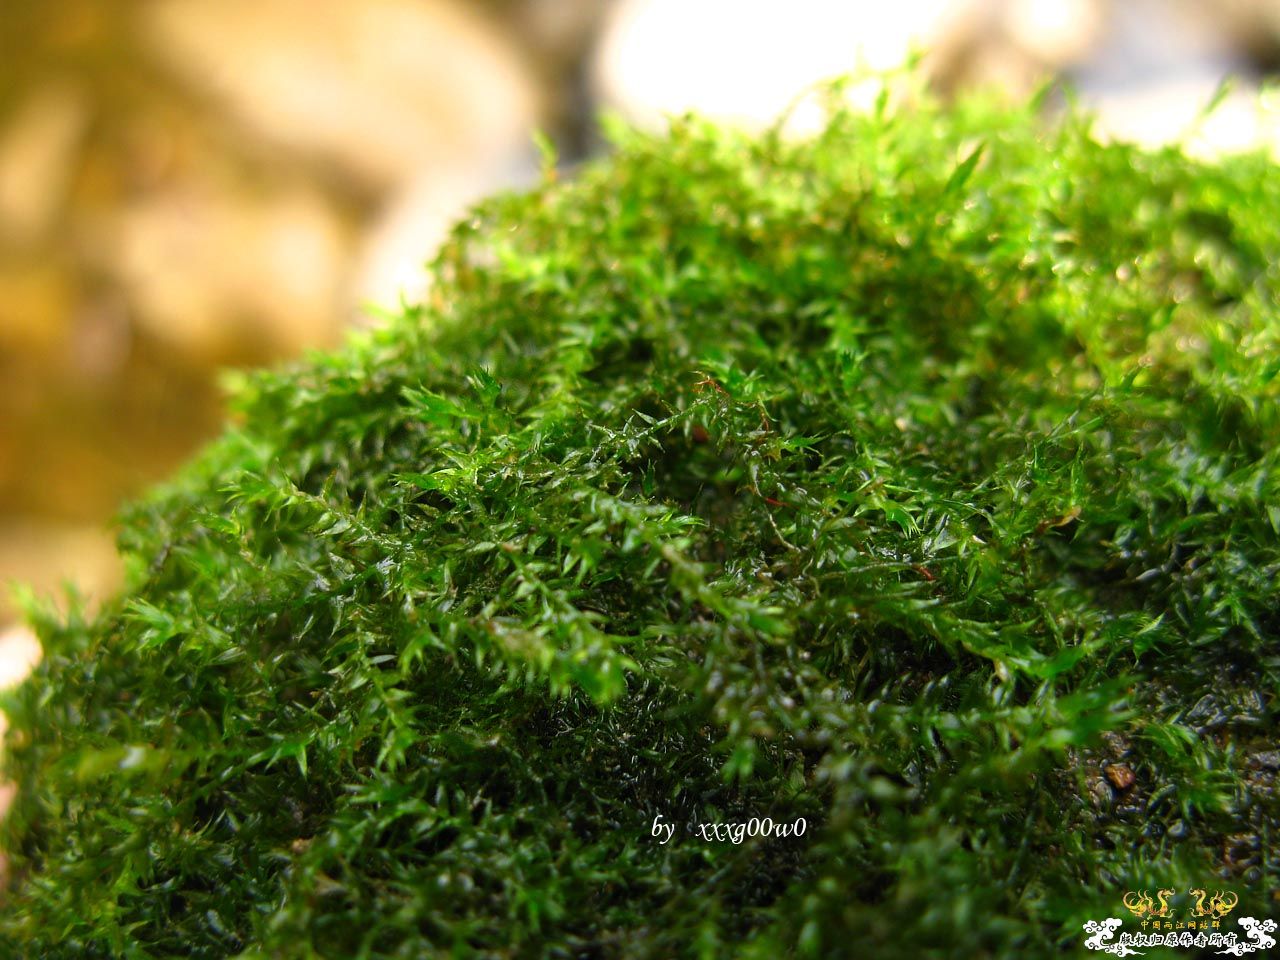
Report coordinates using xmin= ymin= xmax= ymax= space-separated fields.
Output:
xmin=3 ymin=0 xmax=1280 ymax=678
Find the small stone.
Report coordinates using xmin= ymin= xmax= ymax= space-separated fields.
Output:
xmin=1101 ymin=730 xmax=1132 ymax=758
xmin=1251 ymin=750 xmax=1280 ymax=771
xmin=1105 ymin=764 xmax=1136 ymax=791
xmin=1223 ymin=833 xmax=1258 ymax=869
xmin=1088 ymin=777 xmax=1113 ymax=809
xmin=1185 ymin=693 xmax=1226 ymax=729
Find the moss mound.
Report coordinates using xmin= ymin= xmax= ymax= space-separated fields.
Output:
xmin=3 ymin=90 xmax=1279 ymax=958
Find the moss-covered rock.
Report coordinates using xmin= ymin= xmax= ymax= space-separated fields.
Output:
xmin=3 ymin=88 xmax=1279 ymax=958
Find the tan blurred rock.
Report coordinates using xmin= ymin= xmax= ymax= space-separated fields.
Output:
xmin=0 ymin=259 xmax=75 ymax=353
xmin=0 ymin=520 xmax=121 ymax=626
xmin=1215 ymin=0 xmax=1280 ymax=64
xmin=1004 ymin=0 xmax=1103 ymax=65
xmin=932 ymin=0 xmax=1104 ymax=93
xmin=108 ymin=182 xmax=350 ymax=360
xmin=0 ymin=83 xmax=87 ymax=244
xmin=515 ymin=0 xmax=605 ymax=66
xmin=145 ymin=0 xmax=540 ymax=192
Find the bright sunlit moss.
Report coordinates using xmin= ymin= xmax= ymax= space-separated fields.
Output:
xmin=3 ymin=87 xmax=1279 ymax=958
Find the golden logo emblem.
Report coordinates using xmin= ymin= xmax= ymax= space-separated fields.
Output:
xmin=1121 ymin=888 xmax=1238 ymax=921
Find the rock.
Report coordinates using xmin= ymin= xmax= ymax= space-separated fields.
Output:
xmin=1088 ymin=75 xmax=1280 ymax=158
xmin=0 ymin=521 xmax=121 ymax=627
xmin=1088 ymin=776 xmax=1113 ymax=809
xmin=1100 ymin=730 xmax=1131 ymax=758
xmin=1003 ymin=0 xmax=1104 ymax=67
xmin=591 ymin=0 xmax=1279 ymax=157
xmin=145 ymin=0 xmax=540 ymax=192
xmin=0 ymin=84 xmax=87 ymax=244
xmin=107 ymin=182 xmax=350 ymax=360
xmin=1251 ymin=750 xmax=1280 ymax=771
xmin=0 ymin=258 xmax=75 ymax=354
xmin=355 ymin=155 xmax=537 ymax=310
xmin=592 ymin=0 xmax=982 ymax=131
xmin=1069 ymin=0 xmax=1279 ymax=157
xmin=931 ymin=0 xmax=1104 ymax=94
xmin=1104 ymin=763 xmax=1136 ymax=791
xmin=511 ymin=0 xmax=605 ymax=69
xmin=0 ymin=624 xmax=40 ymax=691
xmin=1216 ymin=0 xmax=1280 ymax=67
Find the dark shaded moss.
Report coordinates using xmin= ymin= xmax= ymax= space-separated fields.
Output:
xmin=3 ymin=87 xmax=1279 ymax=958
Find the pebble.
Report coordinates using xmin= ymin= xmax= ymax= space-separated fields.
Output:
xmin=1104 ymin=764 xmax=1136 ymax=791
xmin=1251 ymin=750 xmax=1280 ymax=771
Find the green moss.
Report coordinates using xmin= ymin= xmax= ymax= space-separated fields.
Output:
xmin=3 ymin=86 xmax=1279 ymax=958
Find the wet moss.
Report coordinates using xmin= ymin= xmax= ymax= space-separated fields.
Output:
xmin=3 ymin=86 xmax=1279 ymax=958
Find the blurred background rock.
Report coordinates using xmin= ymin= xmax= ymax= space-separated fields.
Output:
xmin=1 ymin=0 xmax=1279 ymax=658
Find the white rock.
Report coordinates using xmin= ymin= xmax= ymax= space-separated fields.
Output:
xmin=355 ymin=154 xmax=537 ymax=312
xmin=1090 ymin=78 xmax=1280 ymax=158
xmin=592 ymin=0 xmax=981 ymax=131
xmin=0 ymin=624 xmax=40 ymax=691
xmin=1071 ymin=0 xmax=1277 ymax=157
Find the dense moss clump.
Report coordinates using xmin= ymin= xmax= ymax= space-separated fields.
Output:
xmin=3 ymin=88 xmax=1279 ymax=958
